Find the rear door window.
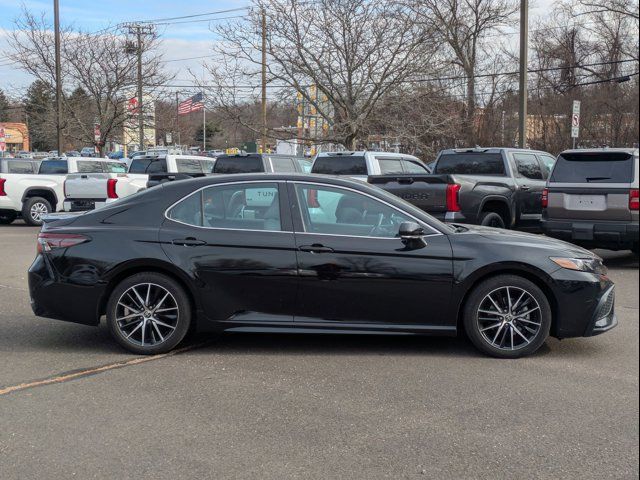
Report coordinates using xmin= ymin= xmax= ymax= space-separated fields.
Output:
xmin=513 ymin=153 xmax=544 ymax=180
xmin=434 ymin=153 xmax=506 ymax=175
xmin=176 ymin=158 xmax=204 ymax=174
xmin=77 ymin=161 xmax=105 ymax=173
xmin=7 ymin=160 xmax=36 ymax=174
xmin=402 ymin=159 xmax=429 ymax=173
xmin=269 ymin=156 xmax=297 ymax=172
xmin=550 ymin=152 xmax=635 ymax=184
xmin=377 ymin=158 xmax=404 ymax=174
xmin=38 ymin=160 xmax=68 ymax=174
xmin=105 ymin=162 xmax=128 ymax=173
xmin=311 ymin=156 xmax=367 ymax=175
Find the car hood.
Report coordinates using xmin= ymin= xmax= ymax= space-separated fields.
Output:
xmin=452 ymin=224 xmax=598 ymax=259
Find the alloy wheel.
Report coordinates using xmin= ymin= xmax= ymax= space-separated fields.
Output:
xmin=115 ymin=283 xmax=179 ymax=347
xmin=476 ymin=286 xmax=542 ymax=351
xmin=30 ymin=202 xmax=48 ymax=223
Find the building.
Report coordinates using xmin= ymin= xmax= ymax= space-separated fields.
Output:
xmin=0 ymin=123 xmax=30 ymax=152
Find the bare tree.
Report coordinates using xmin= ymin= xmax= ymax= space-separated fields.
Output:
xmin=205 ymin=0 xmax=435 ymax=149
xmin=9 ymin=9 xmax=170 ymax=153
xmin=410 ymin=0 xmax=518 ymax=144
xmin=572 ymin=0 xmax=639 ymax=21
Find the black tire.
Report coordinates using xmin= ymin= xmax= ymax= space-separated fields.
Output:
xmin=106 ymin=272 xmax=192 ymax=355
xmin=463 ymin=274 xmax=551 ymax=359
xmin=21 ymin=197 xmax=52 ymax=226
xmin=479 ymin=211 xmax=506 ymax=229
xmin=0 ymin=211 xmax=17 ymax=225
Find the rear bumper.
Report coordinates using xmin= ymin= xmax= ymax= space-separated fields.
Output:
xmin=542 ymin=218 xmax=639 ymax=248
xmin=0 ymin=196 xmax=20 ymax=213
xmin=28 ymin=254 xmax=103 ymax=326
xmin=432 ymin=211 xmax=467 ymax=223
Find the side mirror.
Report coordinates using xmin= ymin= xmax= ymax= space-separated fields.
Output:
xmin=399 ymin=221 xmax=424 ymax=240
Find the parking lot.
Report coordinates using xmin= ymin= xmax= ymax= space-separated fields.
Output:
xmin=0 ymin=222 xmax=638 ymax=479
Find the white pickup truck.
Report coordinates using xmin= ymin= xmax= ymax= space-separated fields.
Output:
xmin=0 ymin=157 xmax=118 ymax=226
xmin=63 ymin=154 xmax=215 ymax=211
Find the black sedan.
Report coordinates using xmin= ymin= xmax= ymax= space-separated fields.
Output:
xmin=28 ymin=174 xmax=616 ymax=358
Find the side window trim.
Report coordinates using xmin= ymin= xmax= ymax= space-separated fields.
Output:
xmin=164 ymin=180 xmax=293 ymax=233
xmin=289 ymin=180 xmax=441 ymax=238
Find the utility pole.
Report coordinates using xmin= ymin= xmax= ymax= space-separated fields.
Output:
xmin=125 ymin=24 xmax=154 ymax=151
xmin=261 ymin=8 xmax=267 ymax=153
xmin=518 ymin=0 xmax=528 ymax=148
xmin=53 ymin=0 xmax=63 ymax=153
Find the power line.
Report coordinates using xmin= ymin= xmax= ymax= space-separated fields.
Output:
xmin=133 ymin=7 xmax=250 ymax=25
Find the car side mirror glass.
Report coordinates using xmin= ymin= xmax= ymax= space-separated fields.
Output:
xmin=399 ymin=222 xmax=424 ymax=240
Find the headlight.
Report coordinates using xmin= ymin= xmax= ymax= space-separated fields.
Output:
xmin=550 ymin=257 xmax=607 ymax=275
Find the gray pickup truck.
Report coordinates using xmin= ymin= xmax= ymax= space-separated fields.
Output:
xmin=369 ymin=147 xmax=556 ymax=229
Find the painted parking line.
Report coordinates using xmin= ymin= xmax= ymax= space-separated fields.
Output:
xmin=0 ymin=342 xmax=209 ymax=397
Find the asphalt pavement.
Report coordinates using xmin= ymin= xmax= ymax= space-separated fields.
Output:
xmin=0 ymin=222 xmax=638 ymax=479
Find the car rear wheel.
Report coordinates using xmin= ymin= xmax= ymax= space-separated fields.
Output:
xmin=0 ymin=211 xmax=17 ymax=225
xmin=463 ymin=275 xmax=551 ymax=358
xmin=106 ymin=272 xmax=192 ymax=355
xmin=22 ymin=197 xmax=52 ymax=226
xmin=480 ymin=211 xmax=506 ymax=229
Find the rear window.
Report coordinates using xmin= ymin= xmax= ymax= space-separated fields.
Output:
xmin=105 ymin=162 xmax=127 ymax=173
xmin=312 ymin=156 xmax=367 ymax=175
xmin=176 ymin=158 xmax=204 ymax=174
xmin=269 ymin=156 xmax=297 ymax=172
xmin=434 ymin=153 xmax=506 ymax=175
xmin=550 ymin=152 xmax=635 ymax=184
xmin=38 ymin=160 xmax=68 ymax=174
xmin=213 ymin=156 xmax=264 ymax=174
xmin=129 ymin=158 xmax=168 ymax=174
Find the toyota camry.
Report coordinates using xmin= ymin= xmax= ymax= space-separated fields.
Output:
xmin=28 ymin=174 xmax=616 ymax=358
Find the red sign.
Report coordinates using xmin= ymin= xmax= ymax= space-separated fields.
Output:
xmin=0 ymin=127 xmax=5 ymax=152
xmin=94 ymin=124 xmax=101 ymax=143
xmin=127 ymin=97 xmax=139 ymax=114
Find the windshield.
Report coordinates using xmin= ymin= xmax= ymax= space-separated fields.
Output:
xmin=312 ymin=156 xmax=367 ymax=175
xmin=550 ymin=152 xmax=635 ymax=183
xmin=435 ymin=153 xmax=506 ymax=175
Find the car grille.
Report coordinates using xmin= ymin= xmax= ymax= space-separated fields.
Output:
xmin=596 ymin=287 xmax=615 ymax=320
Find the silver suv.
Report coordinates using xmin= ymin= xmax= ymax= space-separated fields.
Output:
xmin=542 ymin=148 xmax=639 ymax=253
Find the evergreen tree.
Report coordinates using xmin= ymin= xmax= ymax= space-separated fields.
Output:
xmin=24 ymin=80 xmax=55 ymax=151
xmin=0 ymin=89 xmax=9 ymax=122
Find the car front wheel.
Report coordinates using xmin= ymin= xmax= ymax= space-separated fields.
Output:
xmin=106 ymin=272 xmax=192 ymax=355
xmin=463 ymin=275 xmax=551 ymax=358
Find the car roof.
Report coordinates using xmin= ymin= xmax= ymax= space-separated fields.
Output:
xmin=439 ymin=147 xmax=553 ymax=155
xmin=559 ymin=148 xmax=639 ymax=155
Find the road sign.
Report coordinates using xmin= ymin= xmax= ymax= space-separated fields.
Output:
xmin=0 ymin=127 xmax=5 ymax=152
xmin=94 ymin=124 xmax=101 ymax=143
xmin=571 ymin=100 xmax=581 ymax=138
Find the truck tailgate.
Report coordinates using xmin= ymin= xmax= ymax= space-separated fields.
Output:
xmin=368 ymin=174 xmax=450 ymax=213
xmin=65 ymin=173 xmax=110 ymax=199
xmin=547 ymin=186 xmax=632 ymax=222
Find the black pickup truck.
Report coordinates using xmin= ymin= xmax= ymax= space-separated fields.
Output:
xmin=369 ymin=148 xmax=556 ymax=229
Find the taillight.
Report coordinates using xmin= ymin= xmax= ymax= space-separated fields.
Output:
xmin=0 ymin=178 xmax=6 ymax=196
xmin=446 ymin=184 xmax=461 ymax=212
xmin=307 ymin=189 xmax=320 ymax=208
xmin=107 ymin=178 xmax=118 ymax=199
xmin=542 ymin=188 xmax=549 ymax=208
xmin=37 ymin=233 xmax=89 ymax=254
xmin=630 ymin=189 xmax=639 ymax=211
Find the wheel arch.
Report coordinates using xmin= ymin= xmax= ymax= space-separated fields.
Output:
xmin=98 ymin=258 xmax=200 ymax=320
xmin=454 ymin=263 xmax=559 ymax=337
xmin=478 ymin=196 xmax=514 ymax=227
xmin=22 ymin=187 xmax=59 ymax=211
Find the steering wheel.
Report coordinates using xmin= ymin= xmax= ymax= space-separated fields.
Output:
xmin=367 ymin=213 xmax=385 ymax=236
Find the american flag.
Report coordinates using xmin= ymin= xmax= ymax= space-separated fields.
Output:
xmin=178 ymin=93 xmax=205 ymax=115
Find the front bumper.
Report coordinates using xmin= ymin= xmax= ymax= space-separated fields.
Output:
xmin=542 ymin=218 xmax=639 ymax=249
xmin=549 ymin=267 xmax=617 ymax=338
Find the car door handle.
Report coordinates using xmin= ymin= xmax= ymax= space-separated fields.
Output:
xmin=299 ymin=244 xmax=334 ymax=254
xmin=172 ymin=237 xmax=207 ymax=247
xmin=520 ymin=185 xmax=530 ymax=191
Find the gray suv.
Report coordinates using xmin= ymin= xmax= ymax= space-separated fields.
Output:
xmin=542 ymin=148 xmax=639 ymax=253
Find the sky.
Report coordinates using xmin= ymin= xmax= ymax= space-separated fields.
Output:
xmin=0 ymin=0 xmax=556 ymax=98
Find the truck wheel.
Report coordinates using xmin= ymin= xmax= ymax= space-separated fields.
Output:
xmin=22 ymin=197 xmax=52 ymax=226
xmin=480 ymin=211 xmax=506 ymax=229
xmin=0 ymin=211 xmax=17 ymax=225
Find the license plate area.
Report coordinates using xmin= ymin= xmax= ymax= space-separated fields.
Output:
xmin=565 ymin=194 xmax=606 ymax=211
xmin=71 ymin=200 xmax=96 ymax=211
